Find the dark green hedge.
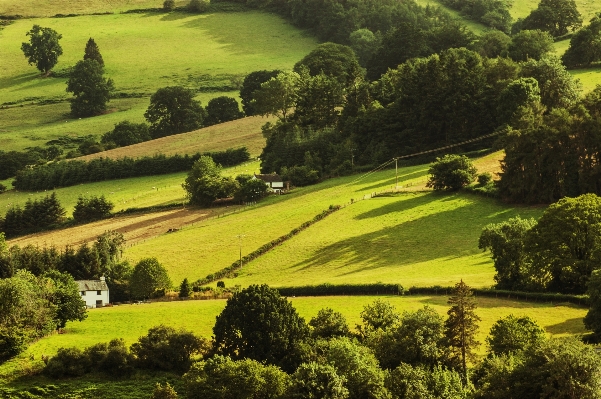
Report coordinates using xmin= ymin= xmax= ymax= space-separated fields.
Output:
xmin=277 ymin=283 xmax=404 ymax=296
xmin=13 ymin=147 xmax=250 ymax=191
xmin=196 ymin=206 xmax=341 ymax=285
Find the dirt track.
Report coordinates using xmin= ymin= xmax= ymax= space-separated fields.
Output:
xmin=7 ymin=207 xmax=230 ymax=248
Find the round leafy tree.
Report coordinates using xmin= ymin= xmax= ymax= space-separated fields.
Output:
xmin=487 ymin=314 xmax=546 ymax=356
xmin=293 ymin=42 xmax=362 ymax=87
xmin=205 ymin=96 xmax=243 ymax=126
xmin=239 ymin=70 xmax=281 ymax=116
xmin=144 ymin=86 xmax=207 ymax=139
xmin=21 ymin=25 xmax=63 ymax=75
xmin=426 ymin=154 xmax=477 ymax=191
xmin=129 ymin=258 xmax=171 ymax=300
xmin=212 ymin=284 xmax=309 ymax=372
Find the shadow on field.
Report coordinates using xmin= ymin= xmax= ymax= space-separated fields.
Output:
xmin=355 ymin=169 xmax=428 ymax=193
xmin=161 ymin=11 xmax=196 ymax=21
xmin=289 ymin=192 xmax=535 ymax=276
xmin=0 ymin=72 xmax=46 ymax=91
xmin=545 ymin=317 xmax=585 ymax=335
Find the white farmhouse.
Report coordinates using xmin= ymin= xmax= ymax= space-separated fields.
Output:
xmin=76 ymin=277 xmax=109 ymax=308
xmin=253 ymin=173 xmax=285 ymax=193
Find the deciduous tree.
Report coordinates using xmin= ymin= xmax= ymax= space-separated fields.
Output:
xmin=145 ymin=86 xmax=207 ymax=138
xmin=486 ymin=315 xmax=546 ymax=356
xmin=426 ymin=155 xmax=477 ymax=191
xmin=239 ymin=70 xmax=281 ymax=116
xmin=21 ymin=25 xmax=63 ymax=75
xmin=521 ymin=0 xmax=582 ymax=37
xmin=129 ymin=258 xmax=171 ymax=300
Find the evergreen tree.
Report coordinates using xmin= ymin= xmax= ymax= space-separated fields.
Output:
xmin=445 ymin=280 xmax=481 ymax=382
xmin=179 ymin=278 xmax=191 ymax=298
xmin=83 ymin=38 xmax=104 ymax=67
xmin=66 ymin=59 xmax=114 ymax=117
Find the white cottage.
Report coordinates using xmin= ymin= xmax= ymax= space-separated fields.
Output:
xmin=253 ymin=173 xmax=285 ymax=193
xmin=76 ymin=277 xmax=109 ymax=308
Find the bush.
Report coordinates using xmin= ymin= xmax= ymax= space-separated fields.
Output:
xmin=101 ymin=121 xmax=151 ymax=148
xmin=188 ymin=0 xmax=210 ymax=12
xmin=216 ymin=281 xmax=225 ymax=288
xmin=426 ymin=154 xmax=477 ymax=191
xmin=0 ymin=184 xmax=6 ymax=194
xmin=84 ymin=338 xmax=134 ymax=377
xmin=0 ymin=327 xmax=27 ymax=362
xmin=131 ymin=325 xmax=207 ymax=372
xmin=45 ymin=347 xmax=90 ymax=378
xmin=163 ymin=0 xmax=176 ymax=11
xmin=477 ymin=172 xmax=492 ymax=186
xmin=72 ymin=195 xmax=114 ymax=223
xmin=282 ymin=165 xmax=319 ymax=187
xmin=151 ymin=383 xmax=179 ymax=399
xmin=205 ymin=96 xmax=244 ymax=125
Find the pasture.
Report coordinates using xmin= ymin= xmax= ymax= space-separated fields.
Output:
xmin=0 ymin=295 xmax=587 ymax=388
xmin=0 ymin=10 xmax=316 ymax=150
xmin=0 ymin=160 xmax=261 ymax=219
xmin=0 ymin=0 xmax=189 ymax=16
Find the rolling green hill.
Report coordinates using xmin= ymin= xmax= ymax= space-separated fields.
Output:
xmin=0 ymin=10 xmax=316 ymax=150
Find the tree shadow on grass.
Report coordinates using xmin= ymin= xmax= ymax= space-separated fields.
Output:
xmin=0 ymin=72 xmax=53 ymax=93
xmin=355 ymin=169 xmax=428 ymax=193
xmin=545 ymin=317 xmax=586 ymax=336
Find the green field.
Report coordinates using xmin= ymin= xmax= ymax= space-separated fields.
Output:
xmin=0 ymin=160 xmax=261 ymax=218
xmin=0 ymin=295 xmax=587 ymax=386
xmin=0 ymin=0 xmax=189 ymax=16
xmin=0 ymin=10 xmax=316 ymax=150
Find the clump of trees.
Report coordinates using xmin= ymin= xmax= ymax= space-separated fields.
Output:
xmin=72 ymin=195 xmax=114 ymax=223
xmin=440 ymin=0 xmax=512 ymax=32
xmin=0 ymin=193 xmax=65 ymax=237
xmin=518 ymin=0 xmax=582 ymax=38
xmin=563 ymin=13 xmax=601 ymax=68
xmin=480 ymin=194 xmax=601 ymax=294
xmin=101 ymin=121 xmax=151 ymax=148
xmin=145 ymin=86 xmax=207 ymax=139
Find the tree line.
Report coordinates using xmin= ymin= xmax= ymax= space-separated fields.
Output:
xmin=42 ymin=283 xmax=601 ymax=399
xmin=11 ymin=147 xmax=250 ymax=191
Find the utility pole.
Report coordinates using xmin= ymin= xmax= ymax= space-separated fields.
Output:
xmin=236 ymin=234 xmax=245 ymax=268
xmin=395 ymin=158 xmax=398 ymax=190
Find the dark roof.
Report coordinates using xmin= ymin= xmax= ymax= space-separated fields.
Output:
xmin=76 ymin=280 xmax=109 ymax=291
xmin=254 ymin=173 xmax=283 ymax=183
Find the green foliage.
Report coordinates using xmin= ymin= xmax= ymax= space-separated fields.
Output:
xmin=188 ymin=0 xmax=210 ymax=12
xmin=44 ymin=347 xmax=90 ymax=378
xmin=216 ymin=280 xmax=225 ymax=288
xmin=205 ymin=96 xmax=244 ymax=126
xmin=445 ymin=280 xmax=480 ymax=381
xmin=349 ymin=29 xmax=378 ymax=67
xmin=183 ymin=355 xmax=290 ymax=399
xmin=131 ymin=325 xmax=206 ymax=372
xmin=212 ymin=284 xmax=309 ymax=372
xmin=179 ymin=278 xmax=191 ymax=298
xmin=43 ymin=270 xmax=87 ymax=329
xmin=101 ymin=121 xmax=151 ymax=147
xmin=315 ymin=337 xmax=389 ymax=399
xmin=526 ymin=194 xmax=601 ymax=293
xmin=129 ymin=258 xmax=172 ymax=300
xmin=521 ymin=0 xmax=582 ymax=37
xmin=0 ymin=150 xmax=45 ymax=180
xmin=562 ymin=13 xmax=601 ymax=68
xmin=309 ymin=308 xmax=350 ymax=339
xmin=252 ymin=72 xmax=300 ymax=122
xmin=163 ymin=0 xmax=176 ymax=11
xmin=84 ymin=338 xmax=135 ymax=377
xmin=472 ymin=30 xmax=511 ymax=58
xmin=287 ymin=362 xmax=349 ymax=399
xmin=145 ymin=87 xmax=207 ymax=139
xmin=20 ymin=25 xmax=63 ymax=74
xmin=240 ymin=70 xmax=281 ymax=116
xmin=426 ymin=155 xmax=477 ymax=191
xmin=182 ymin=156 xmax=239 ymax=206
xmin=507 ymin=29 xmax=554 ymax=62
xmin=0 ymin=184 xmax=6 ymax=194
xmin=486 ymin=315 xmax=545 ymax=356
xmin=584 ymin=269 xmax=601 ymax=337
xmin=520 ymin=55 xmax=581 ymax=110
xmin=294 ymin=43 xmax=362 ymax=88
xmin=83 ymin=37 xmax=104 ymax=67
xmin=12 ymin=148 xmax=249 ymax=191
xmin=496 ymin=77 xmax=541 ymax=125
xmin=366 ymin=306 xmax=446 ymax=370
xmin=440 ymin=0 xmax=512 ymax=32
xmin=72 ymin=195 xmax=114 ymax=223
xmin=151 ymin=383 xmax=178 ymax=399
xmin=477 ymin=173 xmax=492 ymax=186
xmin=479 ymin=216 xmax=537 ymax=290
xmin=66 ymin=59 xmax=115 ymax=117
xmin=357 ymin=299 xmax=400 ymax=338
xmin=235 ymin=179 xmax=269 ymax=203
xmin=1 ymin=193 xmax=66 ymax=238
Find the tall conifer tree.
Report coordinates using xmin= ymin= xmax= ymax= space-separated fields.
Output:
xmin=445 ymin=280 xmax=481 ymax=382
xmin=83 ymin=38 xmax=104 ymax=67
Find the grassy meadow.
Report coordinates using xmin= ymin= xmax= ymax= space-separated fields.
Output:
xmin=0 ymin=160 xmax=261 ymax=218
xmin=0 ymin=0 xmax=190 ymax=16
xmin=0 ymin=295 xmax=587 ymax=386
xmin=0 ymin=10 xmax=316 ymax=150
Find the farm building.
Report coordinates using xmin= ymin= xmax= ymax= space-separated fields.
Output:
xmin=76 ymin=277 xmax=109 ymax=308
xmin=254 ymin=173 xmax=284 ymax=192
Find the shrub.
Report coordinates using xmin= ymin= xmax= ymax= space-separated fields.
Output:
xmin=84 ymin=338 xmax=134 ymax=377
xmin=151 ymin=383 xmax=178 ymax=399
xmin=477 ymin=172 xmax=492 ymax=186
xmin=179 ymin=278 xmax=192 ymax=298
xmin=188 ymin=0 xmax=210 ymax=12
xmin=45 ymin=347 xmax=90 ymax=378
xmin=216 ymin=281 xmax=225 ymax=288
xmin=426 ymin=154 xmax=477 ymax=191
xmin=163 ymin=0 xmax=176 ymax=11
xmin=72 ymin=195 xmax=114 ymax=223
xmin=0 ymin=184 xmax=6 ymax=194
xmin=0 ymin=327 xmax=27 ymax=362
xmin=131 ymin=325 xmax=207 ymax=372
